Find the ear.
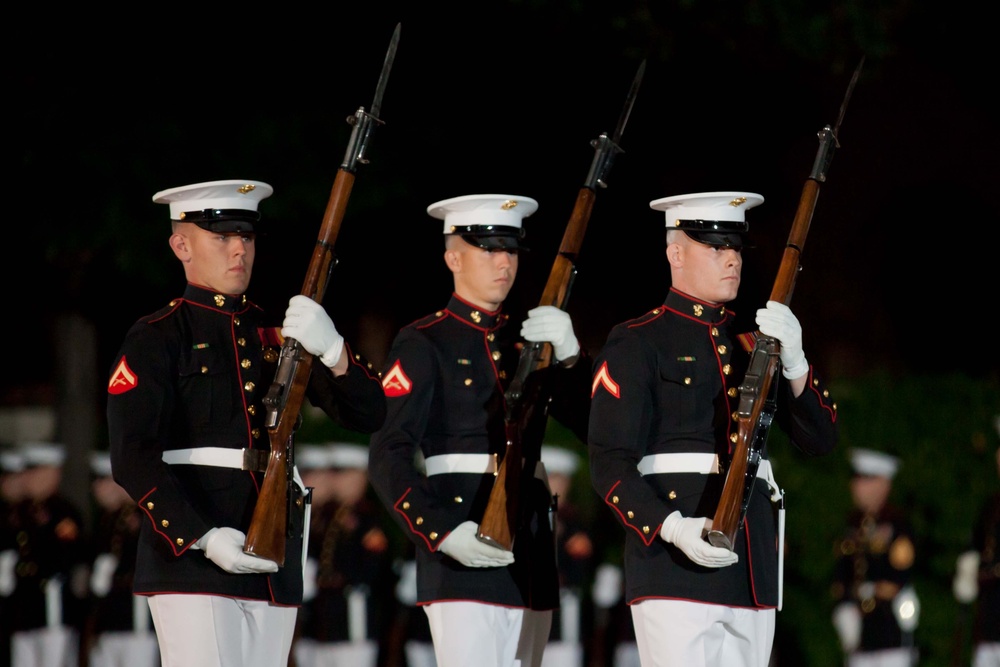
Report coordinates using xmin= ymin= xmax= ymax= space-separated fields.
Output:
xmin=169 ymin=232 xmax=191 ymax=263
xmin=666 ymin=241 xmax=683 ymax=269
xmin=443 ymin=246 xmax=462 ymax=274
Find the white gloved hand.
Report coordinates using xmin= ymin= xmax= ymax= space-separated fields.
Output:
xmin=832 ymin=601 xmax=862 ymax=652
xmin=90 ymin=553 xmax=118 ymax=598
xmin=592 ymin=563 xmax=624 ymax=609
xmin=520 ymin=305 xmax=580 ymax=362
xmin=198 ymin=527 xmax=279 ymax=574
xmin=660 ymin=511 xmax=738 ymax=568
xmin=395 ymin=560 xmax=418 ymax=606
xmin=954 ymin=550 xmax=980 ymax=603
xmin=0 ymin=549 xmax=16 ymax=597
xmin=437 ymin=521 xmax=515 ymax=568
xmin=282 ymin=295 xmax=345 ymax=368
xmin=755 ymin=300 xmax=808 ymax=380
xmin=302 ymin=557 xmax=318 ymax=602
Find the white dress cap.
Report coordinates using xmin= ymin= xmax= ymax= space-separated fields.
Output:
xmin=20 ymin=442 xmax=66 ymax=467
xmin=541 ymin=444 xmax=580 ymax=476
xmin=427 ymin=194 xmax=538 ymax=233
xmin=0 ymin=449 xmax=25 ymax=473
xmin=649 ymin=191 xmax=764 ymax=226
xmin=849 ymin=447 xmax=900 ymax=480
xmin=296 ymin=443 xmax=333 ymax=471
xmin=152 ymin=180 xmax=273 ymax=231
xmin=327 ymin=442 xmax=369 ymax=470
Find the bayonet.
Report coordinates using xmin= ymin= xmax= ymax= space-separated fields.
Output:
xmin=343 ymin=23 xmax=400 ymax=171
xmin=586 ymin=59 xmax=646 ymax=190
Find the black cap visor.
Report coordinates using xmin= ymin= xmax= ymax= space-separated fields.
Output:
xmin=451 ymin=224 xmax=527 ymax=251
xmin=179 ymin=208 xmax=260 ymax=234
xmin=676 ymin=219 xmax=750 ymax=250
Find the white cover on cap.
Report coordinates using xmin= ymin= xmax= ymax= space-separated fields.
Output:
xmin=20 ymin=442 xmax=66 ymax=467
xmin=297 ymin=444 xmax=333 ymax=471
xmin=649 ymin=191 xmax=764 ymax=226
xmin=541 ymin=445 xmax=580 ymax=476
xmin=427 ymin=194 xmax=538 ymax=234
xmin=850 ymin=447 xmax=900 ymax=479
xmin=328 ymin=443 xmax=369 ymax=470
xmin=152 ymin=180 xmax=273 ymax=220
xmin=0 ymin=450 xmax=25 ymax=473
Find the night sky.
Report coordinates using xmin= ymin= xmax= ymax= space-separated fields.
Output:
xmin=6 ymin=2 xmax=999 ymax=404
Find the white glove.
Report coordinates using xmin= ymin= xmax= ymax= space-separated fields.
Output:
xmin=437 ymin=521 xmax=515 ymax=568
xmin=892 ymin=585 xmax=920 ymax=632
xmin=0 ymin=549 xmax=16 ymax=597
xmin=282 ymin=294 xmax=344 ymax=368
xmin=303 ymin=557 xmax=318 ymax=602
xmin=660 ymin=511 xmax=738 ymax=568
xmin=755 ymin=300 xmax=808 ymax=380
xmin=832 ymin=601 xmax=862 ymax=652
xmin=395 ymin=559 xmax=418 ymax=605
xmin=197 ymin=527 xmax=279 ymax=574
xmin=520 ymin=305 xmax=580 ymax=362
xmin=90 ymin=553 xmax=118 ymax=598
xmin=592 ymin=563 xmax=624 ymax=609
xmin=953 ymin=550 xmax=980 ymax=603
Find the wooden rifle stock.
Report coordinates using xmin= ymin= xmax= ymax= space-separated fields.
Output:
xmin=477 ymin=60 xmax=645 ymax=551
xmin=708 ymin=59 xmax=862 ymax=550
xmin=243 ymin=25 xmax=399 ymax=565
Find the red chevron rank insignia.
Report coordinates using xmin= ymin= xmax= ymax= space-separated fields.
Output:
xmin=592 ymin=361 xmax=620 ymax=399
xmin=382 ymin=360 xmax=412 ymax=397
xmin=108 ymin=357 xmax=138 ymax=395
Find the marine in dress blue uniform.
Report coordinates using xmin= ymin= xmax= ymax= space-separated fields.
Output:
xmin=588 ymin=192 xmax=838 ymax=667
xmin=832 ymin=448 xmax=919 ymax=667
xmin=368 ymin=194 xmax=592 ymax=667
xmin=106 ymin=180 xmax=386 ymax=667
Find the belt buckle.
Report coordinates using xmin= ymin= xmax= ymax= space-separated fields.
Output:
xmin=242 ymin=448 xmax=270 ymax=472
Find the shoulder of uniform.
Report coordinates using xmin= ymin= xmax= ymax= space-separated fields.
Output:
xmin=412 ymin=310 xmax=448 ymax=330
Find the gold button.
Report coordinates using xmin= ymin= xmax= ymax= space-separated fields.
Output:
xmin=471 ymin=311 xmax=482 ymax=323
xmin=813 ymin=378 xmax=820 ymax=386
xmin=161 ymin=520 xmax=169 ymax=527
xmin=252 ymin=429 xmax=261 ymax=439
xmin=176 ymin=538 xmax=184 ymax=546
xmin=234 ymin=317 xmax=240 ymax=325
xmin=612 ymin=496 xmax=620 ymax=504
xmin=712 ymin=327 xmax=719 ymax=337
xmin=823 ymin=389 xmax=830 ymax=397
xmin=488 ymin=333 xmax=495 ymax=341
xmin=454 ymin=497 xmax=463 ymax=503
xmin=669 ymin=491 xmax=677 ymax=500
xmin=652 ymin=309 xmax=661 ymax=315
xmin=367 ymin=362 xmax=373 ymax=369
xmin=238 ymin=338 xmax=246 ymax=347
xmin=241 ymin=359 xmax=251 ymax=369
xmin=731 ymin=433 xmax=738 ymax=443
xmin=723 ymin=364 xmax=732 ymax=375
xmin=248 ymin=405 xmax=257 ymax=416
xmin=214 ymin=295 xmax=225 ymax=307
xmin=264 ymin=349 xmax=278 ymax=363
xmin=416 ymin=517 xmax=424 ymax=525
xmin=402 ymin=502 xmax=410 ymax=510
xmin=717 ymin=345 xmax=727 ymax=354
xmin=492 ymin=351 xmax=501 ymax=361
xmin=245 ymin=381 xmax=255 ymax=392
xmin=429 ymin=532 xmax=438 ymax=540
xmin=728 ymin=388 xmax=738 ymax=397
xmin=642 ymin=526 xmax=650 ymax=534
xmin=684 ymin=377 xmax=691 ymax=385
xmin=355 ymin=353 xmax=361 ymax=360
xmin=464 ymin=378 xmax=472 ymax=386
xmin=720 ymin=307 xmax=726 ymax=315
xmin=693 ymin=304 xmax=703 ymax=316
xmin=833 ymin=403 xmax=838 ymax=411
xmin=146 ymin=502 xmax=154 ymax=510
xmin=627 ymin=511 xmax=634 ymax=519
xmin=201 ymin=366 xmax=209 ymax=374
xmin=435 ymin=311 xmax=443 ymax=316
xmin=732 ymin=412 xmax=739 ymax=422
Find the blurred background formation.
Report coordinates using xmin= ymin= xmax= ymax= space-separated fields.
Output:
xmin=4 ymin=1 xmax=998 ymax=666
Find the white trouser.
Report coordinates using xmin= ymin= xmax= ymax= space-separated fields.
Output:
xmin=423 ymin=601 xmax=552 ymax=667
xmin=147 ymin=594 xmax=297 ymax=667
xmin=974 ymin=642 xmax=1000 ymax=667
xmin=847 ymin=647 xmax=917 ymax=667
xmin=11 ymin=627 xmax=78 ymax=667
xmin=89 ymin=630 xmax=161 ymax=667
xmin=631 ymin=599 xmax=775 ymax=667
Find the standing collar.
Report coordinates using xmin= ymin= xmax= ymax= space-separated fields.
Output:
xmin=446 ymin=293 xmax=507 ymax=330
xmin=180 ymin=283 xmax=251 ymax=313
xmin=664 ymin=288 xmax=730 ymax=324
